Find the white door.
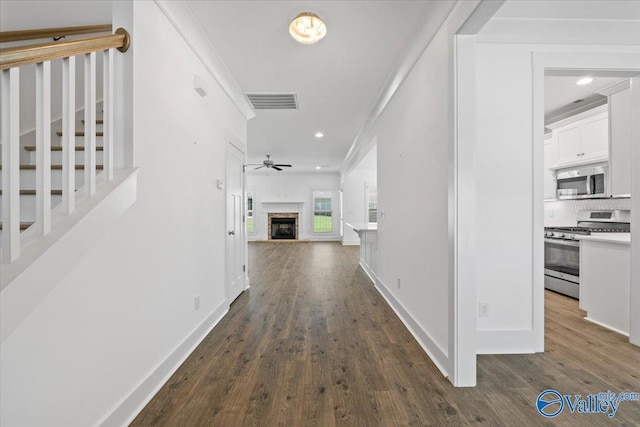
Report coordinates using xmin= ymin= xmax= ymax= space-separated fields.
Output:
xmin=226 ymin=142 xmax=244 ymax=304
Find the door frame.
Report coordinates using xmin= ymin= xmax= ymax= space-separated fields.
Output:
xmin=225 ymin=129 xmax=248 ymax=302
xmin=531 ymin=51 xmax=640 ymax=347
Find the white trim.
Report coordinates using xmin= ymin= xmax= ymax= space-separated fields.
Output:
xmin=98 ymin=302 xmax=229 ymax=427
xmin=476 ymin=330 xmax=537 ymax=354
xmin=360 ymin=260 xmax=377 ymax=285
xmin=630 ymin=75 xmax=640 ymax=347
xmin=584 ymin=317 xmax=630 ymax=337
xmin=532 ymin=59 xmax=546 ymax=353
xmin=545 ymin=103 xmax=607 ymax=129
xmin=341 ymin=239 xmax=360 ymax=246
xmin=596 ymin=78 xmax=631 ymax=97
xmin=375 ymin=278 xmax=450 ymax=378
xmin=153 ymin=0 xmax=255 ymax=121
xmin=452 ymin=34 xmax=477 ymax=387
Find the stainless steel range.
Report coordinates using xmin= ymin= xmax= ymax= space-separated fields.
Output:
xmin=544 ymin=210 xmax=630 ymax=299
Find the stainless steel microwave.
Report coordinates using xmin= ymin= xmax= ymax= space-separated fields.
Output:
xmin=556 ymin=166 xmax=607 ymax=199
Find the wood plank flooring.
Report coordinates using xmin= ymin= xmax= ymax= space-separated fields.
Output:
xmin=132 ymin=242 xmax=640 ymax=426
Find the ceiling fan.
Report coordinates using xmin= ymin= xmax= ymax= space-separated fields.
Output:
xmin=248 ymin=155 xmax=292 ymax=171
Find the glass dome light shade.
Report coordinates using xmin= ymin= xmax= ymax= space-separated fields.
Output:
xmin=289 ymin=12 xmax=327 ymax=45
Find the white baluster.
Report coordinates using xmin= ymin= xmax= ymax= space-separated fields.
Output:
xmin=1 ymin=68 xmax=21 ymax=263
xmin=62 ymin=56 xmax=75 ymax=214
xmin=84 ymin=51 xmax=96 ymax=196
xmin=103 ymin=49 xmax=114 ymax=181
xmin=36 ymin=61 xmax=52 ymax=236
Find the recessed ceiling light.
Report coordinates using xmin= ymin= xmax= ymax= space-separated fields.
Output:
xmin=316 ymin=166 xmax=322 ymax=170
xmin=289 ymin=12 xmax=327 ymax=45
xmin=576 ymin=77 xmax=593 ymax=86
xmin=315 ymin=132 xmax=324 ymax=138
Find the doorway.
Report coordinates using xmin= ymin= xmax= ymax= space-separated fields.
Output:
xmin=225 ymin=138 xmax=246 ymax=304
xmin=533 ymin=53 xmax=640 ymax=347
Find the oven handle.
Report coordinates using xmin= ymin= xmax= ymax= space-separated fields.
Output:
xmin=544 ymin=238 xmax=580 ymax=247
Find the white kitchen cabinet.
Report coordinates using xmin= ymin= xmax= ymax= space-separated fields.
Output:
xmin=580 ymin=113 xmax=609 ymax=161
xmin=580 ymin=236 xmax=631 ymax=336
xmin=543 ymin=135 xmax=556 ymax=199
xmin=548 ymin=105 xmax=609 ymax=169
xmin=555 ymin=122 xmax=582 ymax=164
xmin=598 ymin=80 xmax=632 ymax=196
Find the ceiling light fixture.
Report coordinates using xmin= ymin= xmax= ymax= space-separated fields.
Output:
xmin=315 ymin=132 xmax=324 ymax=138
xmin=289 ymin=12 xmax=327 ymax=45
xmin=576 ymin=77 xmax=593 ymax=86
xmin=316 ymin=166 xmax=322 ymax=170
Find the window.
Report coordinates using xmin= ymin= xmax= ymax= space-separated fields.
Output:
xmin=366 ymin=185 xmax=377 ymax=223
xmin=246 ymin=192 xmax=254 ymax=233
xmin=313 ymin=191 xmax=333 ymax=233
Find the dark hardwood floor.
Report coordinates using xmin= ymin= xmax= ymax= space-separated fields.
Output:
xmin=132 ymin=242 xmax=640 ymax=426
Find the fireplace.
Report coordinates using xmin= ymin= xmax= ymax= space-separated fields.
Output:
xmin=268 ymin=213 xmax=298 ymax=240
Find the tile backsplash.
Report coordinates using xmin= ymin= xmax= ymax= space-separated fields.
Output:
xmin=544 ymin=198 xmax=631 ymax=227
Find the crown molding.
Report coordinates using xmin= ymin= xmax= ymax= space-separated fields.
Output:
xmin=153 ymin=0 xmax=255 ymax=120
xmin=546 ymin=103 xmax=607 ymax=130
xmin=596 ymin=78 xmax=631 ymax=96
xmin=340 ymin=0 xmax=459 ymax=176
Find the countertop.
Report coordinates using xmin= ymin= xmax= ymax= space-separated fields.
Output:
xmin=345 ymin=223 xmax=378 ymax=232
xmin=577 ymin=233 xmax=631 ymax=245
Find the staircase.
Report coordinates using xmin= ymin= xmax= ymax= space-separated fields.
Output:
xmin=1 ymin=24 xmax=133 ymax=291
xmin=0 ymin=119 xmax=105 ymax=234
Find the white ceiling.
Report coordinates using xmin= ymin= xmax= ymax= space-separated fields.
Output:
xmin=184 ymin=1 xmax=430 ymax=172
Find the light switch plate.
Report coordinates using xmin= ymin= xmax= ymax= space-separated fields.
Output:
xmin=217 ymin=179 xmax=224 ymax=190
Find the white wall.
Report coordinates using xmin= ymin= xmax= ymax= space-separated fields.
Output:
xmin=367 ymin=1 xmax=480 ymax=380
xmin=0 ymin=1 xmax=247 ymax=426
xmin=246 ymin=172 xmax=341 ymax=241
xmin=342 ymin=146 xmax=377 ymax=245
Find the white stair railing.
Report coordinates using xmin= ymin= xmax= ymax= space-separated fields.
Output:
xmin=0 ymin=25 xmax=130 ymax=264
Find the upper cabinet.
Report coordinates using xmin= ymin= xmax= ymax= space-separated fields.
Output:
xmin=548 ymin=105 xmax=609 ymax=169
xmin=598 ymin=80 xmax=632 ymax=197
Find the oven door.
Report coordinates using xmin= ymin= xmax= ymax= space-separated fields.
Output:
xmin=544 ymin=238 xmax=580 ymax=298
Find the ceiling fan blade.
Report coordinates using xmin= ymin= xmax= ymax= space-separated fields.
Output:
xmin=272 ymin=166 xmax=283 ymax=171
xmin=274 ymin=164 xmax=292 ymax=167
xmin=253 ymin=165 xmax=265 ymax=170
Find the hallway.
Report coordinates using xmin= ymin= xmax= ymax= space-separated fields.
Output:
xmin=133 ymin=242 xmax=640 ymax=426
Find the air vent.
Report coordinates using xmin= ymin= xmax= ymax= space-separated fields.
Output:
xmin=245 ymin=93 xmax=298 ymax=110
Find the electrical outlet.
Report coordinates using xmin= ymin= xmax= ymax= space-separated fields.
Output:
xmin=194 ymin=295 xmax=200 ymax=311
xmin=397 ymin=278 xmax=401 ymax=290
xmin=478 ymin=302 xmax=489 ymax=318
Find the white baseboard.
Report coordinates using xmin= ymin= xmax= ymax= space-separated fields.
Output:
xmin=359 ymin=261 xmax=377 ymax=284
xmin=341 ymin=239 xmax=360 ymax=246
xmin=374 ymin=278 xmax=450 ymax=378
xmin=476 ymin=329 xmax=538 ymax=354
xmin=584 ymin=316 xmax=629 ymax=337
xmin=98 ymin=301 xmax=229 ymax=427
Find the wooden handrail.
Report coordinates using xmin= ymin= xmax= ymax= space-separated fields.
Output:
xmin=0 ymin=24 xmax=112 ymax=43
xmin=0 ymin=28 xmax=130 ymax=70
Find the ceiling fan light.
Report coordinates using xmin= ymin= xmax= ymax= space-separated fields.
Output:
xmin=289 ymin=12 xmax=327 ymax=45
